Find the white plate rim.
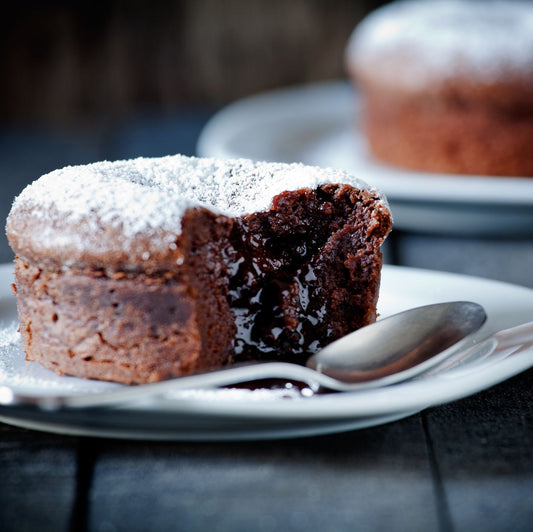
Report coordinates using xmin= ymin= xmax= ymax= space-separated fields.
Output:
xmin=0 ymin=410 xmax=420 ymax=441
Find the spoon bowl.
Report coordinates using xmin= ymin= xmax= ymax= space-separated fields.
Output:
xmin=307 ymin=301 xmax=487 ymax=385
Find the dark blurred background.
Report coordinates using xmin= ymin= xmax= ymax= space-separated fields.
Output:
xmin=1 ymin=0 xmax=387 ymax=126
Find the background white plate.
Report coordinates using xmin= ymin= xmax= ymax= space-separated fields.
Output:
xmin=1 ymin=263 xmax=533 ymax=440
xmin=197 ymin=81 xmax=533 ymax=236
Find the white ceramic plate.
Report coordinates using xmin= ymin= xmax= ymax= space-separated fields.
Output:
xmin=197 ymin=80 xmax=533 ymax=236
xmin=2 ymin=263 xmax=533 ymax=440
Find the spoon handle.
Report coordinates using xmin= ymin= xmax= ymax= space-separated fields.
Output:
xmin=420 ymin=321 xmax=533 ymax=377
xmin=0 ymin=363 xmax=346 ymax=410
xmin=493 ymin=321 xmax=533 ymax=351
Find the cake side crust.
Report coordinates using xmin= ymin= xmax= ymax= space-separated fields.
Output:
xmin=14 ymin=260 xmax=206 ymax=384
xmin=360 ymin=88 xmax=533 ymax=176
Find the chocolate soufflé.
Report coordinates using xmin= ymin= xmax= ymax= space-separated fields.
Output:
xmin=6 ymin=155 xmax=392 ymax=384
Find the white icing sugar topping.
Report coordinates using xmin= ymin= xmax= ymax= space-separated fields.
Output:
xmin=9 ymin=155 xmax=380 ymax=257
xmin=347 ymin=0 xmax=533 ymax=87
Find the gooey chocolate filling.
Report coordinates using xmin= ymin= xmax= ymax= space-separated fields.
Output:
xmin=221 ymin=185 xmax=387 ymax=364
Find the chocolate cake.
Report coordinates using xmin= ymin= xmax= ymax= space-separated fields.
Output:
xmin=346 ymin=0 xmax=533 ymax=177
xmin=6 ymin=155 xmax=392 ymax=384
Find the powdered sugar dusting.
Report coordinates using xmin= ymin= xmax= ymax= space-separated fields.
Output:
xmin=0 ymin=321 xmax=19 ymax=349
xmin=347 ymin=0 xmax=533 ymax=88
xmin=8 ymin=154 xmax=381 ymax=258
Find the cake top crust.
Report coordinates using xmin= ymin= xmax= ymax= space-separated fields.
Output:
xmin=6 ymin=154 xmax=386 ymax=269
xmin=346 ymin=0 xmax=533 ymax=90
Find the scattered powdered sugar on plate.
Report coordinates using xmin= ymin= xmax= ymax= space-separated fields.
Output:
xmin=0 ymin=322 xmax=122 ymax=396
xmin=347 ymin=0 xmax=533 ymax=87
xmin=163 ymin=384 xmax=314 ymax=403
xmin=0 ymin=321 xmax=19 ymax=349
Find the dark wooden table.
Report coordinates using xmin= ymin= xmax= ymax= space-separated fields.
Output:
xmin=1 ymin=111 xmax=532 ymax=532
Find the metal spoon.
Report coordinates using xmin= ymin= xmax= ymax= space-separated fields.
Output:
xmin=0 ymin=301 xmax=486 ymax=410
xmin=307 ymin=300 xmax=487 ymax=385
